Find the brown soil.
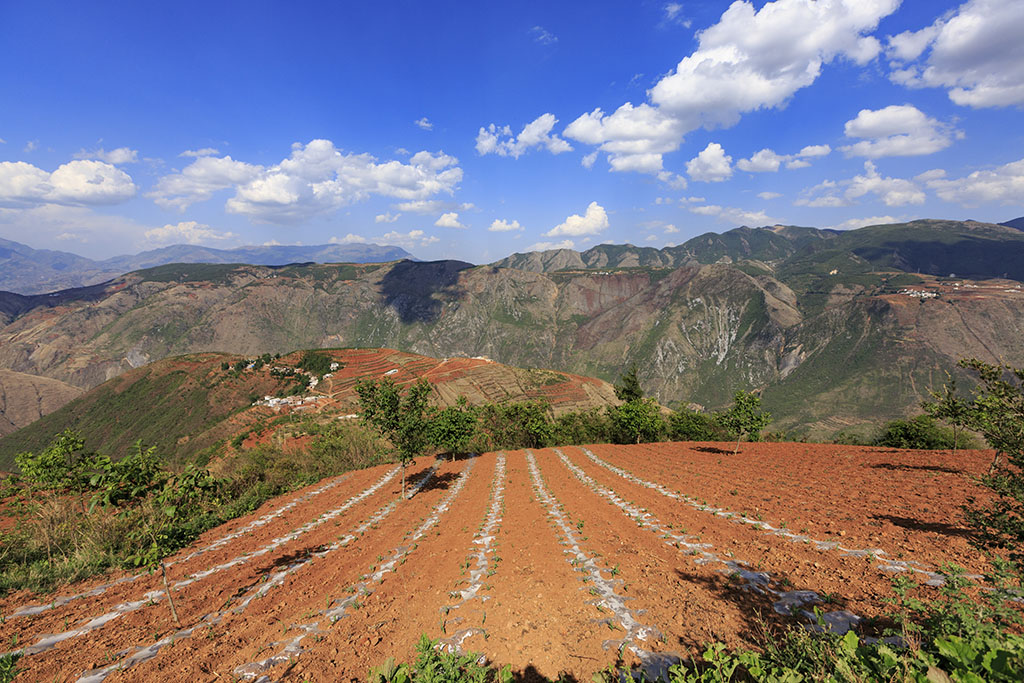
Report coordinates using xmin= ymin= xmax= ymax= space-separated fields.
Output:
xmin=0 ymin=443 xmax=1006 ymax=681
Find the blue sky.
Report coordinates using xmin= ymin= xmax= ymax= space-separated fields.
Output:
xmin=1 ymin=0 xmax=1022 ymax=262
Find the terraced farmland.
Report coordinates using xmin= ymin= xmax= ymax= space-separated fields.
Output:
xmin=0 ymin=443 xmax=996 ymax=681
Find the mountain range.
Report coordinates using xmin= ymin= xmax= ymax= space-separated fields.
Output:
xmin=2 ymin=218 xmax=1023 ymax=442
xmin=0 ymin=239 xmax=415 ymax=294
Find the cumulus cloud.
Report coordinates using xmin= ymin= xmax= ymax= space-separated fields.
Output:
xmin=381 ymin=229 xmax=440 ymax=247
xmin=545 ymin=201 xmax=610 ymax=238
xmin=664 ymin=223 xmax=680 ymax=233
xmin=824 ymin=215 xmax=899 ymax=230
xmin=73 ymin=147 xmax=139 ymax=165
xmin=393 ymin=199 xmax=473 ymax=214
xmin=564 ymin=103 xmax=685 ymax=173
xmin=527 ymin=239 xmax=575 ymax=251
xmin=689 ymin=204 xmax=772 ymax=226
xmin=656 ymin=170 xmax=688 ymax=189
xmin=887 ymin=0 xmax=1024 ymax=107
xmin=476 ymin=114 xmax=573 ymax=158
xmin=180 ymin=148 xmax=220 ymax=158
xmin=736 ymin=148 xmax=787 ymax=173
xmin=581 ymin=151 xmax=598 ymax=169
xmin=434 ymin=212 xmax=466 ymax=228
xmin=0 ymin=159 xmax=136 ymax=207
xmin=144 ymin=220 xmax=238 ymax=246
xmin=800 ymin=162 xmax=925 ymax=207
xmin=840 ymin=105 xmax=958 ymax=158
xmin=415 ymin=117 xmax=433 ymax=130
xmin=489 ymin=219 xmax=523 ymax=232
xmin=149 ymin=140 xmax=463 ymax=223
xmin=924 ymin=157 xmax=1024 ymax=205
xmin=375 ymin=212 xmax=400 ymax=223
xmin=686 ymin=142 xmax=733 ymax=182
xmin=329 ymin=233 xmax=368 ymax=244
xmin=799 ymin=144 xmax=831 ymax=157
xmin=758 ymin=191 xmax=783 ymax=199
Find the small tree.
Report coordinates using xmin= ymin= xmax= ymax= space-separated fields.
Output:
xmin=608 ymin=398 xmax=664 ymax=444
xmin=428 ymin=397 xmax=479 ymax=461
xmin=614 ymin=363 xmax=644 ymax=403
xmin=718 ymin=390 xmax=771 ymax=454
xmin=355 ymin=378 xmax=433 ymax=495
xmin=923 ymin=374 xmax=976 ymax=457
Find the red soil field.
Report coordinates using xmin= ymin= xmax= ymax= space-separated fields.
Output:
xmin=0 ymin=442 xmax=1000 ymax=681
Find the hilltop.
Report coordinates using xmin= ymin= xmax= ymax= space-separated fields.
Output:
xmin=1 ymin=219 xmax=1023 ymax=439
xmin=0 ymin=348 xmax=617 ymax=470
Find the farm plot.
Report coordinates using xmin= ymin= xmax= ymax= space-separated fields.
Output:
xmin=0 ymin=444 xmax=998 ymax=681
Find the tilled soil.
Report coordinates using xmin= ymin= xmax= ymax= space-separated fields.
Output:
xmin=0 ymin=443 xmax=1000 ymax=681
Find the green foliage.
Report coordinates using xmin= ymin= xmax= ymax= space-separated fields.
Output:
xmin=356 ymin=378 xmax=433 ymax=466
xmin=614 ymin=364 xmax=644 ymax=403
xmin=14 ymin=430 xmax=94 ymax=491
xmin=717 ymin=391 xmax=771 ymax=454
xmin=428 ymin=397 xmax=479 ymax=459
xmin=874 ymin=414 xmax=961 ymax=450
xmin=476 ymin=401 xmax=553 ymax=450
xmin=0 ymin=652 xmax=21 ymax=683
xmin=608 ymin=399 xmax=664 ymax=445
xmin=88 ymin=440 xmax=167 ymax=510
xmin=368 ymin=635 xmax=510 ymax=683
xmin=298 ymin=349 xmax=334 ymax=377
xmin=668 ymin=410 xmax=732 ymax=442
xmin=552 ymin=408 xmax=612 ymax=445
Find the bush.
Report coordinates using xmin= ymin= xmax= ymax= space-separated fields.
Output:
xmin=297 ymin=349 xmax=334 ymax=377
xmin=608 ymin=399 xmax=664 ymax=445
xmin=552 ymin=408 xmax=612 ymax=445
xmin=874 ymin=414 xmax=961 ymax=449
xmin=477 ymin=401 xmax=553 ymax=450
xmin=668 ymin=410 xmax=732 ymax=442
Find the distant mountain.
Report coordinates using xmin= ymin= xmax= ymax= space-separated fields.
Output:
xmin=0 ymin=239 xmax=415 ymax=294
xmin=1001 ymin=217 xmax=1024 ymax=231
xmin=494 ymin=219 xmax=1024 ymax=282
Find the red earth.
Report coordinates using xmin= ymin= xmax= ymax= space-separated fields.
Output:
xmin=0 ymin=442 xmax=1004 ymax=681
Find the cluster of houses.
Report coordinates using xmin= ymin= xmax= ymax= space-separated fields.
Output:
xmin=898 ymin=288 xmax=939 ymax=299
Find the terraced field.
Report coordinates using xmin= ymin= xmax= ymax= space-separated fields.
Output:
xmin=0 ymin=443 xmax=996 ymax=681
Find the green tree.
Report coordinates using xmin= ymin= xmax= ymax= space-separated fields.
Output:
xmin=477 ymin=401 xmax=553 ymax=449
xmin=718 ymin=390 xmax=771 ymax=454
xmin=668 ymin=409 xmax=730 ymax=442
xmin=923 ymin=374 xmax=976 ymax=456
xmin=954 ymin=359 xmax=1024 ymax=574
xmin=297 ymin=349 xmax=333 ymax=377
xmin=613 ymin=363 xmax=644 ymax=402
xmin=355 ymin=378 xmax=433 ymax=495
xmin=608 ymin=398 xmax=664 ymax=444
xmin=874 ymin=415 xmax=960 ymax=450
xmin=428 ymin=397 xmax=479 ymax=461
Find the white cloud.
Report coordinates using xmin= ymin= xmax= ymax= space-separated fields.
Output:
xmin=925 ymin=157 xmax=1024 ymax=206
xmin=476 ymin=114 xmax=572 ymax=158
xmin=887 ymin=0 xmax=1024 ymax=107
xmin=73 ymin=147 xmax=139 ymax=165
xmin=393 ymin=199 xmax=473 ymax=214
xmin=689 ymin=204 xmax=772 ymax=225
xmin=663 ymin=223 xmax=680 ymax=233
xmin=846 ymin=161 xmax=926 ymax=206
xmin=581 ymin=151 xmax=598 ymax=169
xmin=489 ymin=219 xmax=523 ymax=232
xmin=824 ymin=215 xmax=898 ymax=230
xmin=686 ymin=142 xmax=733 ymax=182
xmin=0 ymin=137 xmax=6 ymax=144
xmin=0 ymin=204 xmax=151 ymax=256
xmin=375 ymin=212 xmax=400 ymax=223
xmin=180 ymin=148 xmax=220 ymax=158
xmin=798 ymin=144 xmax=831 ymax=157
xmin=144 ymin=220 xmax=238 ymax=246
xmin=23 ymin=141 xmax=37 ymax=153
xmin=736 ymin=148 xmax=786 ymax=173
xmin=434 ymin=212 xmax=466 ymax=228
xmin=758 ymin=191 xmax=783 ymax=200
xmin=527 ymin=239 xmax=575 ymax=251
xmin=531 ymin=26 xmax=557 ymax=44
xmin=415 ymin=117 xmax=433 ymax=130
xmin=0 ymin=159 xmax=136 ymax=207
xmin=656 ymin=171 xmax=688 ymax=189
xmin=545 ymin=202 xmax=610 ymax=238
xmin=329 ymin=233 xmax=368 ymax=244
xmin=840 ymin=105 xmax=957 ymax=158
xmin=381 ymin=229 xmax=439 ymax=247
xmin=564 ymin=103 xmax=685 ymax=173
xmin=149 ymin=140 xmax=463 ymax=223
xmin=785 ymin=158 xmax=812 ymax=169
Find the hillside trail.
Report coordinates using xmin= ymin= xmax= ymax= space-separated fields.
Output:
xmin=0 ymin=443 xmax=998 ymax=682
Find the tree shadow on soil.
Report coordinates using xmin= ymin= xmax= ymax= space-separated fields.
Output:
xmin=378 ymin=260 xmax=473 ymax=324
xmin=870 ymin=462 xmax=963 ymax=474
xmin=672 ymin=568 xmax=792 ymax=648
xmin=417 ymin=471 xmax=462 ymax=493
xmin=692 ymin=446 xmax=733 ymax=455
xmin=509 ymin=665 xmax=581 ymax=683
xmin=871 ymin=513 xmax=973 ymax=539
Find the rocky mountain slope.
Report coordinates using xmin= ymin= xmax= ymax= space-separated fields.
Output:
xmin=1 ymin=219 xmax=1022 ymax=439
xmin=0 ymin=239 xmax=414 ymax=294
xmin=0 ymin=370 xmax=83 ymax=437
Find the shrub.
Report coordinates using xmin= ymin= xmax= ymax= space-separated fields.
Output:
xmin=552 ymin=408 xmax=613 ymax=446
xmin=874 ymin=414 xmax=960 ymax=450
xmin=608 ymin=398 xmax=664 ymax=445
xmin=297 ymin=349 xmax=334 ymax=377
xmin=718 ymin=391 xmax=772 ymax=454
xmin=668 ymin=410 xmax=731 ymax=442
